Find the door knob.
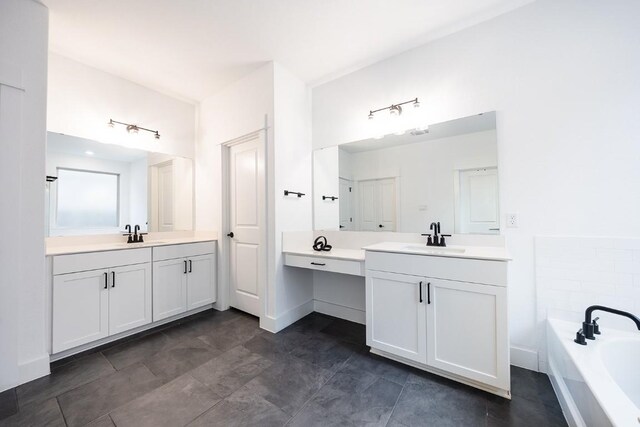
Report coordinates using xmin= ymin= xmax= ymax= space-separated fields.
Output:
xmin=227 ymin=232 xmax=234 ymax=238
xmin=378 ymin=224 xmax=384 ymax=228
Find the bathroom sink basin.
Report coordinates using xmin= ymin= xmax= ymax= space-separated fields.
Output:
xmin=112 ymin=241 xmax=167 ymax=248
xmin=402 ymin=245 xmax=466 ymax=254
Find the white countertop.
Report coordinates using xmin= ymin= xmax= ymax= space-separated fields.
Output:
xmin=283 ymin=247 xmax=365 ymax=262
xmin=46 ymin=236 xmax=217 ymax=256
xmin=362 ymin=242 xmax=511 ymax=261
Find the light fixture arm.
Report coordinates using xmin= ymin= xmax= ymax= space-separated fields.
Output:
xmin=368 ymin=97 xmax=419 ymax=117
xmin=109 ymin=119 xmax=161 ymax=139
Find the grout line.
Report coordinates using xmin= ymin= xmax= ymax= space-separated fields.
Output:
xmin=55 ymin=396 xmax=69 ymax=427
xmin=384 ymin=378 xmax=407 ymax=427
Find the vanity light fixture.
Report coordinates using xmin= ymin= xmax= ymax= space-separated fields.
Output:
xmin=108 ymin=119 xmax=161 ymax=140
xmin=367 ymin=97 xmax=419 ymax=120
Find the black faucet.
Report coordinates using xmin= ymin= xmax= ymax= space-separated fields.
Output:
xmin=421 ymin=222 xmax=451 ymax=247
xmin=123 ymin=224 xmax=133 ymax=243
xmin=575 ymin=305 xmax=640 ymax=344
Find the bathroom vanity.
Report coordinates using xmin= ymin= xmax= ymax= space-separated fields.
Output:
xmin=47 ymin=238 xmax=217 ymax=358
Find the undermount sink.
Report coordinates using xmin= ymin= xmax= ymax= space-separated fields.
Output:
xmin=402 ymin=244 xmax=466 ymax=254
xmin=113 ymin=241 xmax=166 ymax=248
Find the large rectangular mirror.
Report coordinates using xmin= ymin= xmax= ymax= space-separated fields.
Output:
xmin=46 ymin=132 xmax=194 ymax=236
xmin=313 ymin=112 xmax=499 ymax=234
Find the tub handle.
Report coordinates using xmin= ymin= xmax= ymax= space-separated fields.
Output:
xmin=574 ymin=328 xmax=587 ymax=345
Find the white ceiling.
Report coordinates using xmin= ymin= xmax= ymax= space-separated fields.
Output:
xmin=44 ymin=0 xmax=533 ymax=102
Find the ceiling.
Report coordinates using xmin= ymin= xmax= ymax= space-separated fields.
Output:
xmin=43 ymin=0 xmax=533 ymax=102
xmin=48 ymin=132 xmax=149 ymax=162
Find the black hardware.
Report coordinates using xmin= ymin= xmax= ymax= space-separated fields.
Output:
xmin=368 ymin=98 xmax=419 ymax=119
xmin=378 ymin=224 xmax=384 ymax=228
xmin=574 ymin=329 xmax=587 ymax=345
xmin=339 ymin=225 xmax=345 ymax=229
xmin=427 ymin=282 xmax=431 ymax=304
xmin=111 ymin=271 xmax=115 ymax=288
xmin=421 ymin=233 xmax=433 ymax=246
xmin=184 ymin=260 xmax=187 ymax=274
xmin=189 ymin=260 xmax=192 ymax=273
xmin=593 ymin=317 xmax=600 ymax=335
xmin=580 ymin=305 xmax=640 ymax=342
xmin=109 ymin=119 xmax=160 ymax=139
xmin=284 ymin=190 xmax=305 ymax=198
xmin=103 ymin=272 xmax=108 ymax=290
xmin=425 ymin=222 xmax=450 ymax=247
xmin=419 ymin=281 xmax=423 ymax=303
xmin=227 ymin=232 xmax=234 ymax=238
xmin=310 ymin=262 xmax=326 ymax=266
xmin=440 ymin=234 xmax=451 ymax=247
xmin=46 ymin=175 xmax=58 ymax=182
xmin=322 ymin=196 xmax=338 ymax=201
xmin=123 ymin=224 xmax=133 ymax=243
xmin=133 ymin=225 xmax=140 ymax=243
xmin=313 ymin=236 xmax=332 ymax=252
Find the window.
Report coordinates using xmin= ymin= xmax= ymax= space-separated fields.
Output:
xmin=56 ymin=168 xmax=119 ymax=228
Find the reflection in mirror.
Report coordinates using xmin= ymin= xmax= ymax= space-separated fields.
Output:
xmin=313 ymin=112 xmax=499 ymax=235
xmin=46 ymin=132 xmax=193 ymax=236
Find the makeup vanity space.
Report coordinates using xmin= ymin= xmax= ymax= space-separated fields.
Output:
xmin=285 ymin=112 xmax=513 ymax=398
xmin=44 ymin=132 xmax=218 ymax=360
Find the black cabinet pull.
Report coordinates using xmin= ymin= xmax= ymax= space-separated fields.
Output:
xmin=103 ymin=272 xmax=108 ymax=289
xmin=189 ymin=260 xmax=192 ymax=273
xmin=111 ymin=271 xmax=115 ymax=288
xmin=419 ymin=281 xmax=423 ymax=303
xmin=310 ymin=262 xmax=326 ymax=266
xmin=184 ymin=260 xmax=187 ymax=274
xmin=427 ymin=282 xmax=431 ymax=304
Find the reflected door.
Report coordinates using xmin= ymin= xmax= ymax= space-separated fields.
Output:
xmin=339 ymin=178 xmax=353 ymax=230
xmin=459 ymin=168 xmax=499 ymax=234
xmin=228 ymin=136 xmax=264 ymax=317
xmin=358 ymin=178 xmax=396 ymax=231
xmin=157 ymin=162 xmax=174 ymax=232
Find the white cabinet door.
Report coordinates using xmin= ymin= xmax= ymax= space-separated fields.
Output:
xmin=53 ymin=269 xmax=109 ymax=353
xmin=187 ymin=253 xmax=216 ymax=310
xmin=109 ymin=264 xmax=152 ymax=335
xmin=426 ymin=279 xmax=509 ymax=389
xmin=153 ymin=258 xmax=187 ymax=321
xmin=366 ymin=271 xmax=427 ymax=364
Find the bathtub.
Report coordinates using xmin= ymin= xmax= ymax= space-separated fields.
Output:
xmin=547 ymin=319 xmax=640 ymax=427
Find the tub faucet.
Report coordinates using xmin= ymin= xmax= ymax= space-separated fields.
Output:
xmin=582 ymin=305 xmax=640 ymax=340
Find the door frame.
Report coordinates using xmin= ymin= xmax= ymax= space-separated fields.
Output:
xmin=220 ymin=129 xmax=268 ymax=322
xmin=453 ymin=166 xmax=499 ymax=235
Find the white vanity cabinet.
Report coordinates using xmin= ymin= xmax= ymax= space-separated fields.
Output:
xmin=52 ymin=249 xmax=152 ymax=353
xmin=365 ymin=249 xmax=510 ymax=397
xmin=152 ymin=242 xmax=216 ymax=321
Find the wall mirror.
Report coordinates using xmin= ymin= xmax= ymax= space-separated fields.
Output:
xmin=313 ymin=112 xmax=499 ymax=234
xmin=46 ymin=132 xmax=194 ymax=236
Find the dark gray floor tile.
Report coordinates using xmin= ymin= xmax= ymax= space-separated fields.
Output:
xmin=143 ymin=336 xmax=222 ymax=382
xmin=188 ymin=387 xmax=290 ymax=427
xmin=0 ymin=389 xmax=17 ymax=421
xmin=110 ymin=373 xmax=221 ymax=427
xmin=388 ymin=373 xmax=488 ymax=427
xmin=320 ymin=318 xmax=366 ymax=346
xmin=487 ymin=394 xmax=567 ymax=427
xmin=510 ymin=366 xmax=561 ymax=409
xmin=241 ymin=355 xmax=334 ymax=416
xmin=197 ymin=314 xmax=264 ymax=352
xmin=242 ymin=334 xmax=292 ymax=361
xmin=162 ymin=309 xmax=242 ymax=342
xmin=101 ymin=331 xmax=176 ymax=370
xmin=289 ymin=334 xmax=359 ymax=372
xmin=85 ymin=414 xmax=116 ymax=427
xmin=288 ymin=312 xmax=334 ymax=333
xmin=0 ymin=398 xmax=65 ymax=427
xmin=339 ymin=348 xmax=410 ymax=386
xmin=16 ymin=352 xmax=115 ymax=408
xmin=189 ymin=346 xmax=273 ymax=397
xmin=57 ymin=362 xmax=162 ymax=427
xmin=289 ymin=371 xmax=402 ymax=427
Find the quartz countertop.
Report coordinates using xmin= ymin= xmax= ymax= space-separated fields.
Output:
xmin=46 ymin=235 xmax=217 ymax=256
xmin=283 ymin=247 xmax=365 ymax=262
xmin=362 ymin=242 xmax=511 ymax=261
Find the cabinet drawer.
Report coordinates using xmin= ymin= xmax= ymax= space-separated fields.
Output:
xmin=53 ymin=248 xmax=151 ymax=275
xmin=365 ymin=251 xmax=507 ymax=286
xmin=284 ymin=254 xmax=364 ymax=276
xmin=153 ymin=241 xmax=216 ymax=261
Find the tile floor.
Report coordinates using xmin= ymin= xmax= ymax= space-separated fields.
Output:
xmin=0 ymin=309 xmax=567 ymax=426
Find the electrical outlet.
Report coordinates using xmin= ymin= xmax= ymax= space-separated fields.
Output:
xmin=507 ymin=213 xmax=518 ymax=228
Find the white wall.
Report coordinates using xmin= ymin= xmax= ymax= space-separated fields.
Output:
xmin=312 ymin=0 xmax=640 ymax=368
xmin=48 ymin=53 xmax=196 ymax=158
xmin=0 ymin=0 xmax=49 ymax=391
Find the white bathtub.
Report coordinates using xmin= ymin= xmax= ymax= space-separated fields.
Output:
xmin=547 ymin=319 xmax=640 ymax=427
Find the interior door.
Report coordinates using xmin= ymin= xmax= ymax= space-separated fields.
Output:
xmin=187 ymin=253 xmax=217 ymax=310
xmin=152 ymin=258 xmax=187 ymax=321
xmin=52 ymin=269 xmax=109 ymax=353
xmin=366 ymin=270 xmax=427 ymax=364
xmin=228 ymin=135 xmax=264 ymax=317
xmin=108 ymin=264 xmax=152 ymax=335
xmin=458 ymin=168 xmax=499 ymax=234
xmin=358 ymin=180 xmax=377 ymax=231
xmin=157 ymin=161 xmax=174 ymax=232
xmin=338 ymin=178 xmax=353 ymax=230
xmin=377 ymin=178 xmax=396 ymax=231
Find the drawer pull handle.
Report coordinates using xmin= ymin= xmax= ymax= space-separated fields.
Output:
xmin=189 ymin=259 xmax=192 ymax=273
xmin=111 ymin=271 xmax=115 ymax=288
xmin=184 ymin=260 xmax=188 ymax=274
xmin=419 ymin=281 xmax=423 ymax=303
xmin=310 ymin=262 xmax=326 ymax=266
xmin=103 ymin=272 xmax=108 ymax=289
xmin=427 ymin=282 xmax=431 ymax=304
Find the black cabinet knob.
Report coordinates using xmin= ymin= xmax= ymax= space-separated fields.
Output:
xmin=227 ymin=232 xmax=234 ymax=238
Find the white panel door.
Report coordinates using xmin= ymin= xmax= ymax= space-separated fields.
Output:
xmin=152 ymin=258 xmax=187 ymax=321
xmin=358 ymin=180 xmax=377 ymax=231
xmin=339 ymin=178 xmax=353 ymax=230
xmin=157 ymin=161 xmax=174 ymax=232
xmin=187 ymin=253 xmax=217 ymax=310
xmin=459 ymin=168 xmax=499 ymax=234
xmin=366 ymin=271 xmax=427 ymax=364
xmin=228 ymin=136 xmax=264 ymax=316
xmin=426 ymin=279 xmax=509 ymax=389
xmin=52 ymin=269 xmax=109 ymax=353
xmin=108 ymin=263 xmax=152 ymax=335
xmin=377 ymin=178 xmax=396 ymax=231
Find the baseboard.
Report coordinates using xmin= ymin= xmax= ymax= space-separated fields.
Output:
xmin=19 ymin=353 xmax=50 ymax=385
xmin=313 ymin=300 xmax=365 ymax=325
xmin=261 ymin=300 xmax=314 ymax=333
xmin=510 ymin=345 xmax=538 ymax=371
